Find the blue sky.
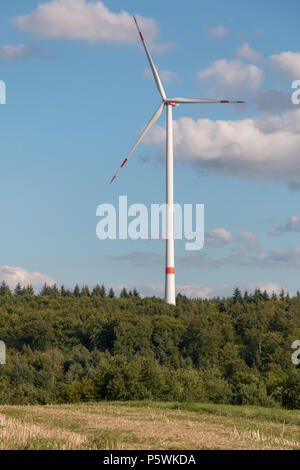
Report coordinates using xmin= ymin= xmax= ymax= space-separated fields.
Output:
xmin=1 ymin=0 xmax=300 ymax=297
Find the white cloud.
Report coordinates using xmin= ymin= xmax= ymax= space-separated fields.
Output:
xmin=110 ymin=281 xmax=285 ymax=299
xmin=146 ymin=108 xmax=300 ymax=188
xmin=110 ymin=283 xmax=164 ymax=298
xmin=237 ymin=43 xmax=263 ymax=63
xmin=176 ymin=244 xmax=300 ymax=270
xmin=13 ymin=0 xmax=173 ymax=52
xmin=239 ymin=231 xmax=258 ymax=244
xmin=269 ymin=216 xmax=300 ymax=236
xmin=243 ymin=282 xmax=284 ymax=295
xmin=205 ymin=228 xmax=234 ymax=246
xmin=269 ymin=51 xmax=300 ymax=78
xmin=196 ymin=59 xmax=263 ymax=97
xmin=144 ymin=69 xmax=177 ymax=84
xmin=255 ymin=246 xmax=300 ymax=268
xmin=111 ymin=237 xmax=300 ymax=272
xmin=235 ymin=231 xmax=260 ymax=253
xmin=195 ymin=54 xmax=296 ymax=112
xmin=207 ymin=25 xmax=228 ymax=39
xmin=0 ymin=266 xmax=56 ymax=290
xmin=178 ymin=281 xmax=285 ymax=298
xmin=0 ymin=44 xmax=47 ymax=61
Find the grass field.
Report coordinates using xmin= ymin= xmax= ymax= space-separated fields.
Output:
xmin=0 ymin=401 xmax=299 ymax=450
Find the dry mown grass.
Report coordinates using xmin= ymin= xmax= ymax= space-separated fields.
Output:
xmin=0 ymin=402 xmax=299 ymax=450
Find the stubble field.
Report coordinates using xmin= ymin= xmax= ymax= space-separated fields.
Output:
xmin=0 ymin=401 xmax=299 ymax=450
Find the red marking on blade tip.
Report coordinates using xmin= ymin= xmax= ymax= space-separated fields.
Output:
xmin=237 ymin=101 xmax=245 ymax=103
xmin=121 ymin=158 xmax=128 ymax=168
xmin=166 ymin=267 xmax=175 ymax=274
xmin=220 ymin=100 xmax=229 ymax=103
xmin=139 ymin=32 xmax=144 ymax=41
xmin=110 ymin=175 xmax=116 ymax=184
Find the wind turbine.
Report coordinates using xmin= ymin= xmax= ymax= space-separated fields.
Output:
xmin=110 ymin=16 xmax=245 ymax=305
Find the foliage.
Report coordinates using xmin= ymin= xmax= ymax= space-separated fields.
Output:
xmin=0 ymin=283 xmax=299 ymax=408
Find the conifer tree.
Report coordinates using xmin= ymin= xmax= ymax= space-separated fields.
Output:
xmin=271 ymin=292 xmax=277 ymax=301
xmin=100 ymin=284 xmax=106 ymax=298
xmin=120 ymin=287 xmax=129 ymax=298
xmin=40 ymin=283 xmax=50 ymax=296
xmin=24 ymin=285 xmax=34 ymax=296
xmin=73 ymin=284 xmax=81 ymax=297
xmin=92 ymin=284 xmax=102 ymax=297
xmin=81 ymin=285 xmax=90 ymax=297
xmin=0 ymin=281 xmax=11 ymax=296
xmin=133 ymin=288 xmax=140 ymax=297
xmin=262 ymin=290 xmax=269 ymax=301
xmin=14 ymin=283 xmax=24 ymax=296
xmin=232 ymin=287 xmax=242 ymax=304
xmin=108 ymin=287 xmax=115 ymax=298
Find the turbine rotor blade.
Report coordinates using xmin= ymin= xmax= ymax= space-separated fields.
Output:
xmin=110 ymin=102 xmax=165 ymax=183
xmin=168 ymin=97 xmax=245 ymax=104
xmin=133 ymin=16 xmax=167 ymax=101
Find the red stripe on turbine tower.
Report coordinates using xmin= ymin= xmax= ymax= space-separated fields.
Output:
xmin=166 ymin=267 xmax=175 ymax=274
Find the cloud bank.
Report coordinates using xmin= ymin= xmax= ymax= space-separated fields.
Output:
xmin=196 ymin=49 xmax=298 ymax=112
xmin=14 ymin=0 xmax=173 ymax=52
xmin=110 ymin=281 xmax=285 ymax=299
xmin=0 ymin=266 xmax=56 ymax=291
xmin=205 ymin=228 xmax=234 ymax=247
xmin=196 ymin=59 xmax=263 ymax=96
xmin=177 ymin=245 xmax=300 ymax=270
xmin=269 ymin=216 xmax=300 ymax=236
xmin=269 ymin=51 xmax=300 ymax=78
xmin=146 ymin=108 xmax=300 ymax=188
xmin=237 ymin=43 xmax=263 ymax=63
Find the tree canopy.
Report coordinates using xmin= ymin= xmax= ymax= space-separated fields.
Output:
xmin=0 ymin=284 xmax=299 ymax=408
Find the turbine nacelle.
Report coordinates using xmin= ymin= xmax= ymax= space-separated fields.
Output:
xmin=165 ymin=101 xmax=180 ymax=107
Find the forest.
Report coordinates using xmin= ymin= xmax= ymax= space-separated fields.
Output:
xmin=0 ymin=282 xmax=299 ymax=409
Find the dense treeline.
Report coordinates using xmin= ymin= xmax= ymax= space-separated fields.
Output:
xmin=0 ymin=282 xmax=299 ymax=408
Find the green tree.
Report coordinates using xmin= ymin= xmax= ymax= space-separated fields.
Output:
xmin=73 ymin=284 xmax=81 ymax=297
xmin=14 ymin=283 xmax=24 ymax=296
xmin=108 ymin=288 xmax=115 ymax=299
xmin=232 ymin=287 xmax=242 ymax=304
xmin=81 ymin=285 xmax=90 ymax=297
xmin=120 ymin=288 xmax=129 ymax=298
xmin=24 ymin=285 xmax=34 ymax=296
xmin=0 ymin=281 xmax=11 ymax=296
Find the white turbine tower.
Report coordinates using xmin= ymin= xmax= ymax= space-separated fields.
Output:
xmin=110 ymin=16 xmax=245 ymax=305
